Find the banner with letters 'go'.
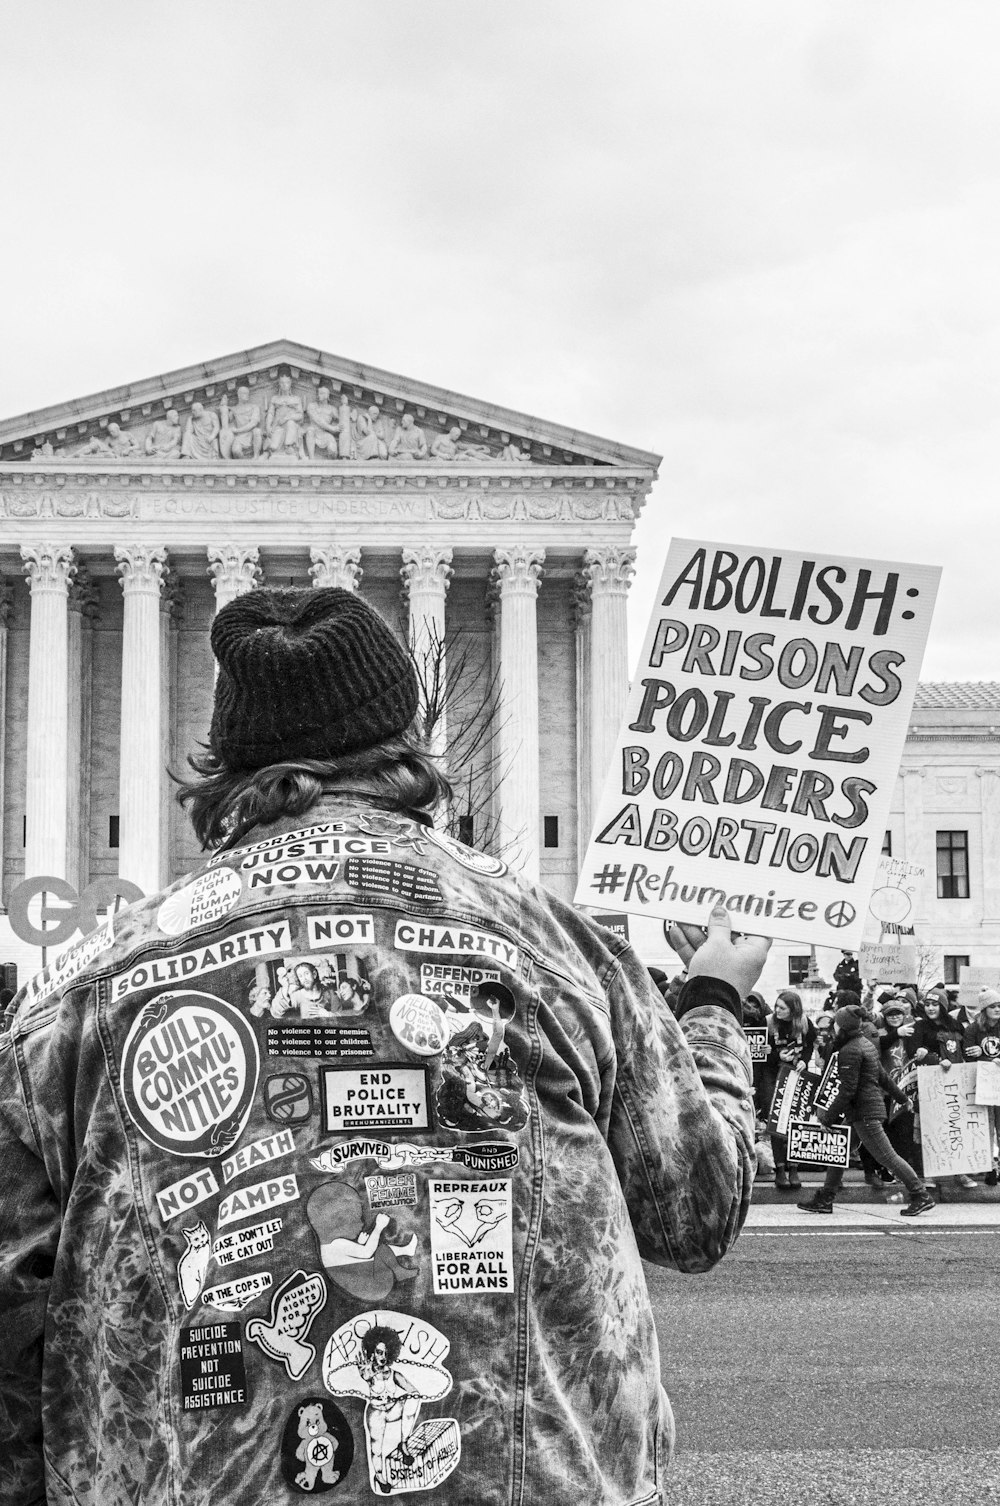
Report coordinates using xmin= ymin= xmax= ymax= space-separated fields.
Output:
xmin=574 ymin=539 xmax=939 ymax=949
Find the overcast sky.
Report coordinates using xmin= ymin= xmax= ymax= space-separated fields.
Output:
xmin=1 ymin=1 xmax=997 ymax=681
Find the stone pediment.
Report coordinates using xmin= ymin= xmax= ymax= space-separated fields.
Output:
xmin=0 ymin=339 xmax=661 ymax=473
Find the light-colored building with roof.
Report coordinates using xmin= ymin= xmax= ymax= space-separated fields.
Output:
xmin=757 ymin=681 xmax=1000 ymax=998
xmin=0 ymin=340 xmax=659 ymax=979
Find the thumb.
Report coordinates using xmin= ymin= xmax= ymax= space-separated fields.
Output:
xmin=705 ymin=902 xmax=731 ymax=940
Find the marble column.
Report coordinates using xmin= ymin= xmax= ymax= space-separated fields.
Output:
xmin=584 ymin=546 xmax=636 ymax=821
xmin=492 ymin=547 xmax=544 ymax=880
xmin=902 ymin=767 xmax=928 ymax=922
xmin=310 ymin=547 xmax=363 ymax=591
xmin=573 ymin=572 xmax=593 ymax=869
xmin=21 ymin=544 xmax=76 ymax=880
xmin=401 ymin=548 xmax=453 ymax=758
xmin=115 ymin=545 xmax=167 ymax=894
xmin=160 ymin=572 xmax=184 ymax=887
xmin=977 ymin=768 xmax=1000 ymax=921
xmin=0 ymin=582 xmax=11 ymax=899
xmin=207 ymin=545 xmax=262 ymax=611
xmin=66 ymin=565 xmax=98 ymax=893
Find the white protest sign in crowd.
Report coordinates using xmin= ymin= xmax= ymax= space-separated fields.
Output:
xmin=575 ymin=539 xmax=940 ymax=948
xmin=868 ymin=853 xmax=925 ymax=932
xmin=917 ymin=1064 xmax=994 ymax=1178
xmin=858 ymin=944 xmax=918 ymax=986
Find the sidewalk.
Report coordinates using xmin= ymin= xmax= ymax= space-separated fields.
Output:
xmin=749 ymin=1165 xmax=1000 ymax=1230
xmin=752 ymin=1164 xmax=1000 ymax=1205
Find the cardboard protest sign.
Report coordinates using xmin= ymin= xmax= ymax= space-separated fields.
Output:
xmin=958 ymin=966 xmax=1000 ymax=1013
xmin=868 ymin=854 xmax=924 ymax=932
xmin=575 ymin=539 xmax=939 ymax=948
xmin=974 ymin=1062 xmax=1000 ymax=1108
xmin=787 ymin=1119 xmax=851 ymax=1169
xmin=859 ymin=944 xmax=917 ymax=985
xmin=745 ymin=1027 xmax=769 ymax=1062
xmin=917 ymin=1064 xmax=994 ymax=1177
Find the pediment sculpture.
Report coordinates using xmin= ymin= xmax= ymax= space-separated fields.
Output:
xmin=22 ymin=374 xmax=555 ymax=467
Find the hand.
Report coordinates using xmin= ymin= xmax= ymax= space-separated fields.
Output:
xmin=966 ymin=1046 xmax=982 ymax=1059
xmin=940 ymin=1060 xmax=952 ymax=1072
xmin=814 ymin=1110 xmax=831 ymax=1127
xmin=914 ymin=1048 xmax=928 ymax=1062
xmin=668 ymin=904 xmax=771 ymax=1001
xmin=898 ymin=1024 xmax=914 ymax=1037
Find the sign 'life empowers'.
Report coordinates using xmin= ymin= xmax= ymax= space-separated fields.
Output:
xmin=575 ymin=539 xmax=940 ymax=948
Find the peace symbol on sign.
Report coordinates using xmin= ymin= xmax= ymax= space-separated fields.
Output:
xmin=824 ymin=899 xmax=857 ymax=929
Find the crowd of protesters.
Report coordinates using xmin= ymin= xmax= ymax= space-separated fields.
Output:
xmin=650 ymin=949 xmax=1000 ymax=1214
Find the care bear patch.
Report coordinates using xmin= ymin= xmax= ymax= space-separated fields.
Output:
xmin=280 ymin=1396 xmax=354 ymax=1494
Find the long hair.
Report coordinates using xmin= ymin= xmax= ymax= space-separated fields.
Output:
xmin=771 ymin=989 xmax=806 ymax=1041
xmin=173 ymin=735 xmax=452 ymax=852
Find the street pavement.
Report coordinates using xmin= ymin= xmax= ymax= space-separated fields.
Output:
xmin=645 ymin=1217 xmax=1000 ymax=1506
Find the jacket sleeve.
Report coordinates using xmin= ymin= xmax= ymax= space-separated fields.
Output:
xmin=877 ymin=1065 xmax=909 ymax=1106
xmin=603 ymin=953 xmax=755 ymax=1274
xmin=0 ymin=1033 xmax=61 ymax=1506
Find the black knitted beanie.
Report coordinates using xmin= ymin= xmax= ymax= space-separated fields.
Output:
xmin=209 ymin=587 xmax=418 ymax=770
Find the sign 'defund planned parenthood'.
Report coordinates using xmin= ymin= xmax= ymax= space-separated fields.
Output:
xmin=575 ymin=539 xmax=939 ymax=948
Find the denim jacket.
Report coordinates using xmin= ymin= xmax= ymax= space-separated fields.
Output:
xmin=0 ymin=795 xmax=754 ymax=1506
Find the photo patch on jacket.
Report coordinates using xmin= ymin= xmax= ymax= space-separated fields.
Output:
xmin=119 ymin=990 xmax=260 ymax=1158
xmin=179 ymin=1321 xmax=249 ymax=1411
xmin=428 ymin=1178 xmax=513 ymax=1295
xmin=306 ymin=1178 xmax=420 ymax=1304
xmin=249 ymin=947 xmax=374 ymax=1021
xmin=323 ymin=1310 xmax=460 ymax=1496
xmin=280 ymin=1396 xmax=355 ymax=1495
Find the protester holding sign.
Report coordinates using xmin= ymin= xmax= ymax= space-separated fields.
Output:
xmin=798 ymin=1005 xmax=934 ymax=1217
xmin=907 ymin=996 xmax=965 ymax=1069
xmin=762 ymin=991 xmax=815 ymax=1190
xmin=0 ymin=586 xmax=771 ymax=1506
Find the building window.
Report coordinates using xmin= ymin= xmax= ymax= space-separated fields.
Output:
xmin=943 ymin=954 xmax=970 ymax=985
xmin=109 ymin=816 xmax=120 ymax=849
xmin=788 ymin=955 xmax=811 ymax=986
xmin=881 ymin=830 xmax=892 ymax=855
xmin=936 ymin=830 xmax=969 ymax=899
xmin=457 ymin=815 xmax=474 ymax=847
xmin=543 ymin=816 xmax=559 ymax=848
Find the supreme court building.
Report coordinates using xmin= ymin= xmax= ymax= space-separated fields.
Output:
xmin=0 ymin=339 xmax=660 ymax=970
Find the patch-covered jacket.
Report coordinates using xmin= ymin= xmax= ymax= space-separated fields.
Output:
xmin=0 ymin=795 xmax=754 ymax=1506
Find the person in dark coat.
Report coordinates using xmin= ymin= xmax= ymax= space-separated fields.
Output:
xmin=833 ymin=951 xmax=861 ymax=994
xmin=798 ymin=1005 xmax=934 ymax=1217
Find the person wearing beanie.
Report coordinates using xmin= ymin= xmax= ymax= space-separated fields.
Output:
xmin=0 ymin=585 xmax=770 ymax=1506
xmin=798 ymin=1005 xmax=935 ymax=1217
